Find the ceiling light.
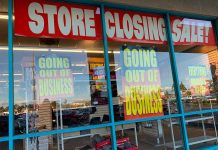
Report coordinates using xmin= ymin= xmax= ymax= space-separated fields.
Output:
xmin=75 ymin=64 xmax=86 ymax=66
xmin=84 ymin=50 xmax=104 ymax=53
xmin=0 ymin=46 xmax=48 ymax=51
xmin=72 ymin=73 xmax=84 ymax=75
xmin=14 ymin=73 xmax=22 ymax=76
xmin=0 ymin=15 xmax=14 ymax=20
xmin=109 ymin=64 xmax=118 ymax=67
xmin=115 ymin=67 xmax=121 ymax=72
xmin=14 ymin=47 xmax=48 ymax=51
xmin=51 ymin=49 xmax=83 ymax=53
xmin=0 ymin=46 xmax=7 ymax=50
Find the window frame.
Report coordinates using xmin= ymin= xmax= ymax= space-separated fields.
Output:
xmin=4 ymin=0 xmax=218 ymax=150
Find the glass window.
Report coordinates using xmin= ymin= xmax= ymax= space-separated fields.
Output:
xmin=0 ymin=142 xmax=8 ymax=150
xmin=171 ymin=16 xmax=218 ymax=149
xmin=13 ymin=38 xmax=110 ymax=135
xmin=115 ymin=118 xmax=182 ymax=150
xmin=15 ymin=128 xmax=112 ymax=150
xmin=105 ymin=8 xmax=177 ymax=122
xmin=12 ymin=1 xmax=112 ymax=135
xmin=105 ymin=8 xmax=184 ymax=149
xmin=185 ymin=113 xmax=218 ymax=149
xmin=171 ymin=17 xmax=218 ymax=112
xmin=0 ymin=0 xmax=8 ymax=138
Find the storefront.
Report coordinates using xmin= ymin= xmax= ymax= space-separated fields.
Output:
xmin=1 ymin=0 xmax=218 ymax=149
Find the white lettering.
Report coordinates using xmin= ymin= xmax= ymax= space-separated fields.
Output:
xmin=105 ymin=11 xmax=115 ymax=38
xmin=28 ymin=2 xmax=44 ymax=34
xmin=123 ymin=14 xmax=133 ymax=39
xmin=133 ymin=15 xmax=143 ymax=39
xmin=58 ymin=6 xmax=71 ymax=35
xmin=147 ymin=17 xmax=159 ymax=40
xmin=84 ymin=9 xmax=95 ymax=37
xmin=172 ymin=19 xmax=181 ymax=42
xmin=44 ymin=4 xmax=57 ymax=34
xmin=71 ymin=8 xmax=85 ymax=36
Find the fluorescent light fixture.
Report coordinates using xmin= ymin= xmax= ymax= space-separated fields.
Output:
xmin=14 ymin=80 xmax=21 ymax=83
xmin=0 ymin=15 xmax=14 ymax=20
xmin=72 ymin=73 xmax=84 ymax=75
xmin=75 ymin=64 xmax=86 ymax=66
xmin=84 ymin=50 xmax=103 ymax=53
xmin=1 ymin=73 xmax=22 ymax=76
xmin=0 ymin=46 xmax=112 ymax=53
xmin=52 ymin=49 xmax=110 ymax=54
xmin=15 ymin=47 xmax=48 ymax=51
xmin=109 ymin=64 xmax=118 ymax=67
xmin=2 ymin=73 xmax=8 ymax=76
xmin=0 ymin=81 xmax=7 ymax=83
xmin=14 ymin=73 xmax=22 ymax=76
xmin=72 ymin=64 xmax=86 ymax=66
xmin=113 ymin=51 xmax=120 ymax=54
xmin=115 ymin=67 xmax=121 ymax=72
xmin=0 ymin=46 xmax=48 ymax=51
xmin=0 ymin=46 xmax=7 ymax=50
xmin=51 ymin=49 xmax=83 ymax=53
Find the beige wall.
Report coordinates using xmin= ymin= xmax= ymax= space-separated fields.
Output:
xmin=98 ymin=0 xmax=218 ymax=17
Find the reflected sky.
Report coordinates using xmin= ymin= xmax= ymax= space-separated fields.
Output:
xmin=0 ymin=49 xmax=214 ymax=105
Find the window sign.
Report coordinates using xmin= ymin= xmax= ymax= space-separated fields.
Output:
xmin=120 ymin=46 xmax=163 ymax=120
xmin=14 ymin=0 xmax=216 ymax=45
xmin=35 ymin=55 xmax=74 ymax=101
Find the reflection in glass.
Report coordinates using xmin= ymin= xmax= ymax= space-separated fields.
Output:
xmin=115 ymin=119 xmax=182 ymax=150
xmin=15 ymin=128 xmax=112 ymax=150
xmin=0 ymin=0 xmax=8 ymax=138
xmin=13 ymin=39 xmax=110 ymax=136
xmin=175 ymin=51 xmax=218 ymax=112
xmin=108 ymin=41 xmax=176 ymax=122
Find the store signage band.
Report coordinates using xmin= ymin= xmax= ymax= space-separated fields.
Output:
xmin=14 ymin=0 xmax=216 ymax=45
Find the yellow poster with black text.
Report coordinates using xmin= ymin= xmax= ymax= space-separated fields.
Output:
xmin=121 ymin=47 xmax=163 ymax=120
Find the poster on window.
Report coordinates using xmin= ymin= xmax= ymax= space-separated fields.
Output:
xmin=35 ymin=55 xmax=74 ymax=101
xmin=188 ymin=65 xmax=210 ymax=96
xmin=120 ymin=46 xmax=163 ymax=120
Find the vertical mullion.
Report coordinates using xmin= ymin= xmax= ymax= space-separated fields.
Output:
xmin=8 ymin=0 xmax=14 ymax=150
xmin=213 ymin=19 xmax=218 ymax=55
xmin=164 ymin=13 xmax=190 ymax=150
xmin=100 ymin=4 xmax=117 ymax=150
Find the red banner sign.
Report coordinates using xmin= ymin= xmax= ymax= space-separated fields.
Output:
xmin=104 ymin=9 xmax=167 ymax=44
xmin=14 ymin=0 xmax=102 ymax=40
xmin=170 ymin=16 xmax=216 ymax=45
xmin=14 ymin=0 xmax=216 ymax=46
xmin=105 ymin=9 xmax=216 ymax=45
